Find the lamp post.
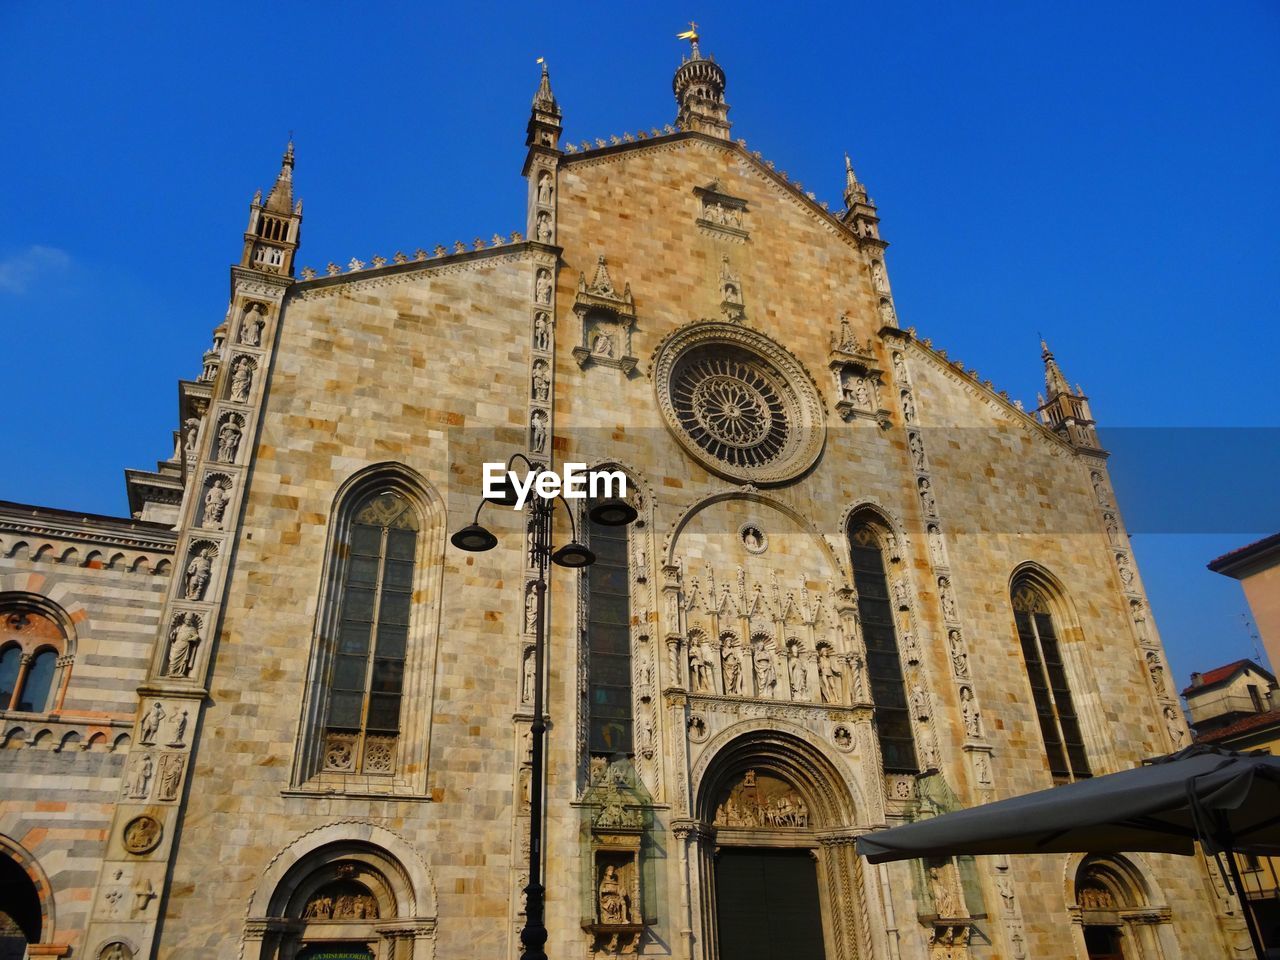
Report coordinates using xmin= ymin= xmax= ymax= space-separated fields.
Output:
xmin=451 ymin=454 xmax=636 ymax=960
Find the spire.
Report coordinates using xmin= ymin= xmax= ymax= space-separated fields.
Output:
xmin=842 ymin=153 xmax=867 ymax=208
xmin=1035 ymin=339 xmax=1104 ymax=454
xmin=1040 ymin=339 xmax=1071 ymax=399
xmin=264 ymin=140 xmax=295 ymax=214
xmin=532 ymin=62 xmax=560 ymax=117
xmin=673 ymin=25 xmax=730 ymax=138
xmin=839 ymin=152 xmax=880 ymax=241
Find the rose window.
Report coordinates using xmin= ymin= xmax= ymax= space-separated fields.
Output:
xmin=674 ymin=353 xmax=788 ymax=466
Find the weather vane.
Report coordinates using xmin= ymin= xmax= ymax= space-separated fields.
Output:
xmin=676 ymin=20 xmax=699 ymax=44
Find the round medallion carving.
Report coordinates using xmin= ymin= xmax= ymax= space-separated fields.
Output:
xmin=122 ymin=815 xmax=162 ymax=855
xmin=739 ymin=522 xmax=768 ymax=554
xmin=654 ymin=322 xmax=825 ymax=484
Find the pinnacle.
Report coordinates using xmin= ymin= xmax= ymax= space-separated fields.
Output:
xmin=264 ymin=138 xmax=295 ymax=214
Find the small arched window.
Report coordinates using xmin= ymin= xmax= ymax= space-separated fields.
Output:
xmin=322 ymin=490 xmax=418 ymax=776
xmin=0 ymin=603 xmax=71 ymax=714
xmin=849 ymin=522 xmax=919 ymax=774
xmin=1012 ymin=581 xmax=1090 ymax=782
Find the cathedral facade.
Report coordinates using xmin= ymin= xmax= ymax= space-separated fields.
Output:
xmin=0 ymin=42 xmax=1248 ymax=960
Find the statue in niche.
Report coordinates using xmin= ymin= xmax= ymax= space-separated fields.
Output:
xmin=100 ymin=943 xmax=133 ymax=960
xmin=531 ymin=360 xmax=549 ymax=401
xmin=525 ymin=585 xmax=538 ymax=632
xmin=919 ymin=478 xmax=937 ymax=516
xmin=166 ymin=613 xmax=201 ymax=678
xmin=592 ymin=330 xmax=613 ymax=357
xmin=184 ymin=548 xmax=213 ymax=600
xmin=893 ymin=578 xmax=910 ymax=609
xmin=741 ymin=526 xmax=764 ymax=552
xmin=893 ymin=351 xmax=907 ymax=383
xmin=833 ymin=725 xmax=852 ymax=749
xmin=817 ymin=646 xmax=842 ymax=703
xmin=522 ymin=649 xmax=536 ymax=703
xmin=530 ymin=410 xmax=548 ymax=452
xmin=871 ymin=260 xmax=887 ymax=291
xmin=533 ymin=312 xmax=550 ymax=350
xmin=216 ymin=419 xmax=241 ymax=462
xmin=788 ymin=649 xmax=808 ymax=698
xmin=537 ymin=172 xmax=553 ymax=205
xmin=1165 ymin=705 xmax=1185 ymax=748
xmin=911 ymin=680 xmax=930 ymax=721
xmin=961 ymin=685 xmax=981 ymax=737
xmin=927 ymin=523 xmax=944 ymax=565
xmin=125 ymin=753 xmax=153 ymax=799
xmin=535 ymin=268 xmax=552 ymax=304
xmin=910 ymin=432 xmax=926 ymax=471
xmin=1117 ymin=553 xmax=1135 ymax=587
xmin=140 ymin=701 xmax=166 ymax=745
xmin=880 ymin=298 xmax=896 ymax=325
xmin=203 ymin=481 xmax=229 ymax=529
xmin=948 ymin=629 xmax=968 ymax=678
xmin=1146 ymin=651 xmax=1164 ymax=694
xmin=598 ymin=865 xmax=628 ymax=924
xmin=168 ymin=708 xmax=189 ymax=747
xmin=902 ymin=632 xmax=920 ymax=665
xmin=240 ymin=304 xmax=265 ymax=345
xmin=1091 ymin=471 xmax=1110 ymax=505
xmin=855 ymin=377 xmax=870 ymax=407
xmin=157 ymin=755 xmax=183 ymax=800
xmin=536 ymin=212 xmax=552 ymax=243
xmin=633 ymin=539 xmax=646 ymax=579
xmin=975 ymin=751 xmax=992 ymax=785
xmin=183 ymin=418 xmax=200 ymax=458
xmin=689 ymin=635 xmax=714 ymax=693
xmin=901 ymin=390 xmax=916 ymax=423
xmin=928 ymin=861 xmax=962 ymax=918
xmin=721 ymin=639 xmax=745 ymax=696
xmin=753 ymin=641 xmax=777 ymax=697
xmin=938 ymin=576 xmax=958 ymax=621
xmin=1105 ymin=512 xmax=1120 ymax=545
xmin=636 ymin=650 xmax=653 ymax=700
xmin=1079 ymin=886 xmax=1116 ymax=910
xmin=921 ymin=733 xmax=941 ymax=771
xmin=229 ymin=357 xmax=253 ymax=402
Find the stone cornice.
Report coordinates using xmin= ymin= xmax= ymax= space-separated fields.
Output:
xmin=0 ymin=500 xmax=177 ymax=552
xmin=288 ymin=242 xmax=557 ymax=300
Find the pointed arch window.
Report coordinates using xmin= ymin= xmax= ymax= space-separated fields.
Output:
xmin=849 ymin=523 xmax=918 ymax=774
xmin=1012 ymin=582 xmax=1090 ymax=782
xmin=586 ymin=508 xmax=633 ymax=758
xmin=321 ymin=491 xmax=418 ymax=777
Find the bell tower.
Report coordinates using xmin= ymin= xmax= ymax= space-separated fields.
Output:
xmin=673 ymin=25 xmax=731 ymax=139
xmin=240 ymin=140 xmax=302 ymax=276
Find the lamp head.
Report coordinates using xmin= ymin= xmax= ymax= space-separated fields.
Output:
xmin=450 ymin=522 xmax=498 ymax=553
xmin=551 ymin=541 xmax=596 ymax=568
xmin=588 ymin=497 xmax=638 ymax=527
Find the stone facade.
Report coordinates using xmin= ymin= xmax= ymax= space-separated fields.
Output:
xmin=0 ymin=39 xmax=1252 ymax=960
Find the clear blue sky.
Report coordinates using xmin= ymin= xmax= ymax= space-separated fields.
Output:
xmin=1 ymin=3 xmax=1277 ymax=689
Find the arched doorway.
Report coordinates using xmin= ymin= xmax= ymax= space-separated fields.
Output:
xmin=1070 ymin=855 xmax=1178 ymax=960
xmin=0 ymin=837 xmax=59 ymax=960
xmin=694 ymin=729 xmax=872 ymax=960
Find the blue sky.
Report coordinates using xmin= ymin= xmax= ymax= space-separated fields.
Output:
xmin=1 ymin=3 xmax=1276 ymax=689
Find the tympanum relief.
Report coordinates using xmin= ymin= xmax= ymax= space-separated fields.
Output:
xmin=713 ymin=769 xmax=810 ymax=829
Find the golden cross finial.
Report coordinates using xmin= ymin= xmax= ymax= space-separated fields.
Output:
xmin=676 ymin=20 xmax=700 ymax=43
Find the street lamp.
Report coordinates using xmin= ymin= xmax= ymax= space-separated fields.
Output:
xmin=451 ymin=453 xmax=635 ymax=960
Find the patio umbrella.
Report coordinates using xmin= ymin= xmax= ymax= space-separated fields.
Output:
xmin=856 ymin=744 xmax=1280 ymax=958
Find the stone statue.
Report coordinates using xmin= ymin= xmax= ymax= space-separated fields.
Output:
xmin=1091 ymin=471 xmax=1109 ymax=505
xmin=948 ymin=629 xmax=968 ymax=678
xmin=928 ymin=862 xmax=962 ymax=918
xmin=893 ymin=351 xmax=907 ymax=383
xmin=166 ymin=613 xmax=200 ymax=677
xmin=961 ymin=686 xmax=981 ymax=737
xmin=1146 ymin=651 xmax=1164 ymax=694
xmin=240 ymin=304 xmax=265 ymax=346
xmin=902 ymin=632 xmax=920 ymax=664
xmin=537 ymin=172 xmax=553 ymax=205
xmin=871 ymin=260 xmax=887 ymax=292
xmin=522 ymin=649 xmax=536 ymax=703
xmin=530 ymin=410 xmax=548 ymax=452
xmin=911 ymin=681 xmax=930 ymax=721
xmin=216 ymin=419 xmax=241 ymax=462
xmin=892 ymin=578 xmax=910 ymax=609
xmin=910 ymin=432 xmax=926 ymax=471
xmin=879 ymin=298 xmax=895 ymax=325
xmin=533 ymin=313 xmax=550 ymax=350
xmin=818 ymin=647 xmax=842 ymax=704
xmin=1117 ymin=553 xmax=1135 ymax=587
xmin=203 ymin=482 xmax=229 ymax=529
xmin=100 ymin=943 xmax=133 ymax=960
xmin=975 ymin=751 xmax=992 ymax=785
xmin=140 ymin=701 xmax=166 ymax=744
xmin=531 ymin=360 xmax=550 ymax=401
xmin=919 ymin=478 xmax=936 ymax=516
xmin=536 ymin=212 xmax=552 ymax=243
xmin=592 ymin=331 xmax=613 ymax=357
xmin=689 ymin=636 xmax=714 ymax=693
xmin=754 ymin=642 xmax=777 ymax=697
xmin=157 ymin=755 xmax=183 ymax=800
xmin=939 ymin=576 xmax=958 ymax=621
xmin=183 ymin=418 xmax=200 ymax=458
xmin=1105 ymin=512 xmax=1120 ymax=545
xmin=229 ymin=357 xmax=252 ymax=402
xmin=535 ymin=269 xmax=552 ymax=304
xmin=927 ymin=523 xmax=944 ymax=565
xmin=1165 ymin=705 xmax=1185 ymax=748
xmin=184 ymin=548 xmax=213 ymax=600
xmin=125 ymin=753 xmax=153 ymax=799
xmin=169 ymin=708 xmax=189 ymax=747
xmin=525 ymin=585 xmax=538 ymax=632
xmin=901 ymin=390 xmax=916 ymax=423
xmin=855 ymin=378 xmax=870 ymax=407
xmin=721 ymin=640 xmax=744 ymax=695
xmin=598 ymin=865 xmax=627 ymax=924
xmin=787 ymin=652 xmax=808 ymax=698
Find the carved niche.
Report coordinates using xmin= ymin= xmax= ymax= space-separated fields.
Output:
xmin=572 ymin=256 xmax=637 ymax=373
xmin=583 ymin=761 xmax=648 ymax=956
xmin=694 ymin=180 xmax=749 ymax=242
xmin=829 ymin=315 xmax=889 ymax=426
